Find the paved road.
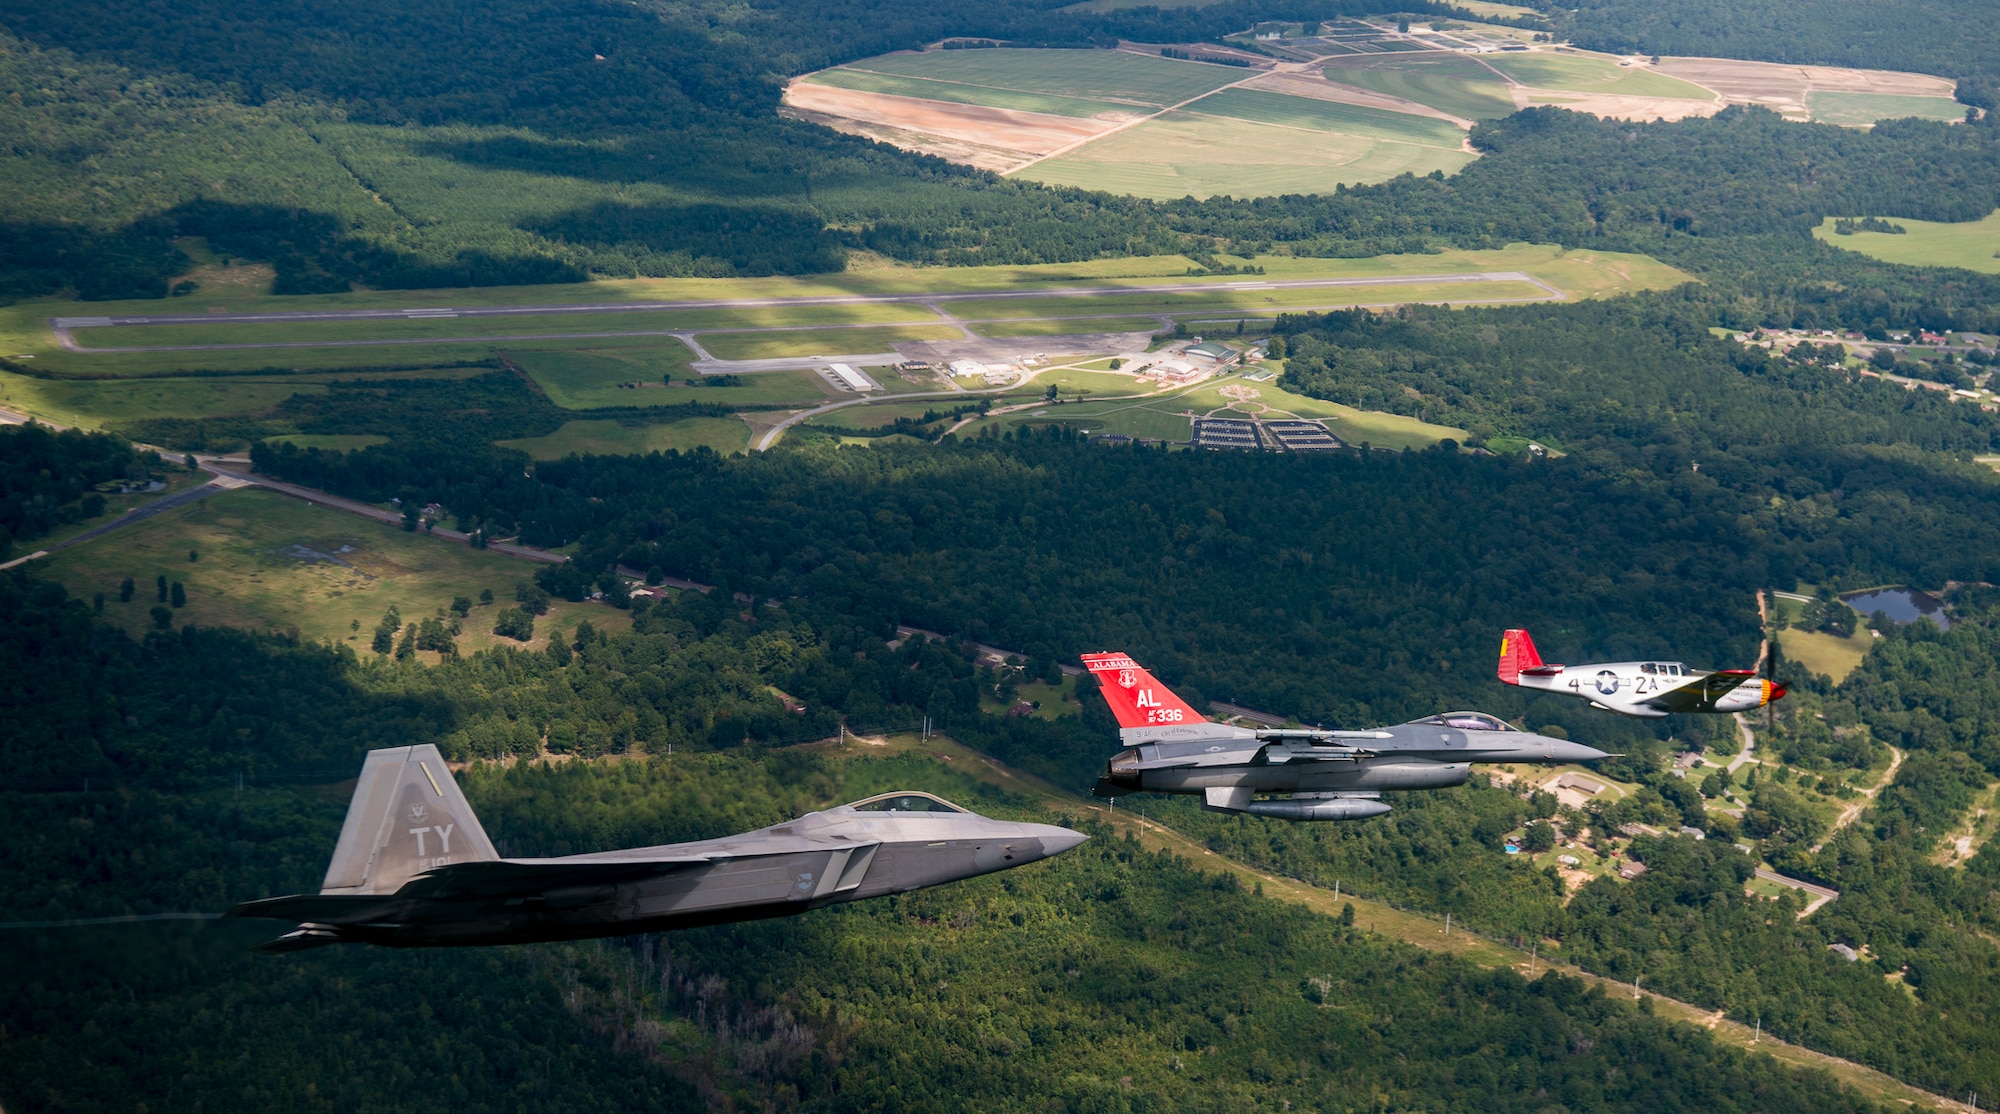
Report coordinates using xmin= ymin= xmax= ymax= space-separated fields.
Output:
xmin=1728 ymin=712 xmax=1760 ymax=773
xmin=52 ymin=272 xmax=1564 ymax=353
xmin=1755 ymin=868 xmax=1839 ymax=916
xmin=36 ymin=475 xmax=249 ymax=558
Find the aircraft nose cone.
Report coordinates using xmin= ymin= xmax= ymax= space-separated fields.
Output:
xmin=1557 ymin=741 xmax=1612 ymax=763
xmin=1768 ymin=681 xmax=1789 ymax=703
xmin=1032 ymin=825 xmax=1089 ymax=859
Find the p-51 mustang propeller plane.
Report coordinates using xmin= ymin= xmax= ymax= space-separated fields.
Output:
xmin=230 ymin=744 xmax=1085 ymax=951
xmin=1496 ymin=628 xmax=1785 ymax=718
xmin=1084 ymin=652 xmax=1609 ymax=821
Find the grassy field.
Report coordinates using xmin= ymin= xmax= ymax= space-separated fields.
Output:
xmin=37 ymin=488 xmax=630 ymax=653
xmin=509 ymin=350 xmax=833 ymax=408
xmin=1012 ymin=400 xmax=1198 ymax=442
xmin=0 ymin=373 xmax=322 ymax=428
xmin=495 ymin=417 xmax=751 ymax=458
xmin=1321 ymin=54 xmax=1518 ymax=121
xmin=854 ymin=48 xmax=1244 ymax=107
xmin=1483 ymin=54 xmax=1714 ymax=100
xmin=1446 ymin=0 xmax=1542 ymax=17
xmin=1806 ymin=91 xmax=1967 ymax=126
xmin=804 ymin=400 xmax=966 ymax=430
xmin=951 ymin=278 xmax=1556 ymax=319
xmin=505 ymin=346 xmax=700 ymax=408
xmin=1813 ymin=209 xmax=2000 ymax=274
xmin=1777 ymin=626 xmax=1875 ymax=684
xmin=692 ymin=324 xmax=963 ymax=360
xmin=970 ymin=316 xmax=1164 ymax=338
xmin=1020 ymin=111 xmax=1475 ymax=199
xmin=802 ymin=68 xmax=1138 ymax=119
xmin=1042 ymin=368 xmax=1157 ymax=398
xmin=1186 ymin=87 xmax=1467 ymax=147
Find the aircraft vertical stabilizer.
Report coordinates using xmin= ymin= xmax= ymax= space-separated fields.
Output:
xmin=1497 ymin=629 xmax=1547 ymax=686
xmin=1080 ymin=652 xmax=1207 ymax=729
xmin=319 ymin=744 xmax=498 ymax=896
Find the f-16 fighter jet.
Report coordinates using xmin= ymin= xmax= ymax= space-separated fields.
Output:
xmin=1496 ymin=628 xmax=1786 ymax=718
xmin=230 ymin=744 xmax=1085 ymax=951
xmin=1084 ymin=652 xmax=1608 ymax=820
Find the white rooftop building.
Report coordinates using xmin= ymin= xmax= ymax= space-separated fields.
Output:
xmin=827 ymin=363 xmax=877 ymax=391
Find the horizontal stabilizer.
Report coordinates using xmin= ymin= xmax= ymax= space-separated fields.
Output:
xmin=228 ymin=892 xmax=400 ymax=924
xmin=252 ymin=926 xmax=347 ymax=953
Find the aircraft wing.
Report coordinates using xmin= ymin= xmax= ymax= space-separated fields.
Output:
xmin=391 ymin=854 xmax=716 ymax=900
xmin=1644 ymin=669 xmax=1756 ymax=713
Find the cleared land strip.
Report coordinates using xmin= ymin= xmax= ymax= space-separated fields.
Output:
xmin=1811 ymin=744 xmax=1904 ymax=853
xmin=52 ymin=272 xmax=1563 ymax=353
xmin=878 ymin=731 xmax=1961 ymax=1111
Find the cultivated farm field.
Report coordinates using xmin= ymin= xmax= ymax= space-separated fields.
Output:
xmin=803 ymin=67 xmax=1144 ymax=119
xmin=1483 ymin=53 xmax=1715 ymax=101
xmin=1320 ymin=53 xmax=1517 ymax=122
xmin=1185 ymin=88 xmax=1468 ymax=147
xmin=1804 ymin=91 xmax=1968 ymax=126
xmin=849 ymin=48 xmax=1243 ymax=107
xmin=1019 ymin=112 xmax=1474 ymax=199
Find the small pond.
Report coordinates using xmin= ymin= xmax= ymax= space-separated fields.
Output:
xmin=1841 ymin=588 xmax=1950 ymax=630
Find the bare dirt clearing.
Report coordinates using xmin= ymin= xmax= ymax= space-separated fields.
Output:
xmin=782 ymin=83 xmax=1119 ymax=167
xmin=1655 ymin=57 xmax=1956 ymax=118
xmin=1520 ymin=91 xmax=1723 ymax=121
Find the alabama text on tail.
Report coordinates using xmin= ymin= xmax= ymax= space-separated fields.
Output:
xmin=1081 ymin=652 xmax=1207 ymax=734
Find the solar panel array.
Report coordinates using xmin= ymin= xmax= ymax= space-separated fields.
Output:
xmin=1263 ymin=420 xmax=1344 ymax=451
xmin=1192 ymin=418 xmax=1260 ymax=450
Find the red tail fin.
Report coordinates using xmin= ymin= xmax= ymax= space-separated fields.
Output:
xmin=1081 ymin=652 xmax=1206 ymax=729
xmin=1497 ymin=629 xmax=1545 ymax=685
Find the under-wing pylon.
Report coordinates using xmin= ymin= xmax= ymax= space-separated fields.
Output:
xmin=1497 ymin=628 xmax=1785 ymax=718
xmin=1084 ymin=652 xmax=1608 ymax=821
xmin=230 ymin=744 xmax=1085 ymax=950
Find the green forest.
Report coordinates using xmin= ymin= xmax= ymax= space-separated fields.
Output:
xmin=12 ymin=0 xmax=2000 ymax=1107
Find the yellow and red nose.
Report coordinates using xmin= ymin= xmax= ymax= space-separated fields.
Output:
xmin=1763 ymin=680 xmax=1788 ymax=704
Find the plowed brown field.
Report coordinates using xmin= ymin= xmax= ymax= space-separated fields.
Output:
xmin=1655 ymin=57 xmax=1955 ymax=116
xmin=783 ymin=83 xmax=1122 ymax=162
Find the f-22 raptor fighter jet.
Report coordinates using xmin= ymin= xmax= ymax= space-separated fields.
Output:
xmin=229 ymin=744 xmax=1085 ymax=951
xmin=1497 ymin=628 xmax=1786 ymax=718
xmin=1085 ymin=652 xmax=1608 ymax=821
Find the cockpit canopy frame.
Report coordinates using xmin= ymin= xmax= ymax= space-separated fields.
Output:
xmin=844 ymin=791 xmax=967 ymax=814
